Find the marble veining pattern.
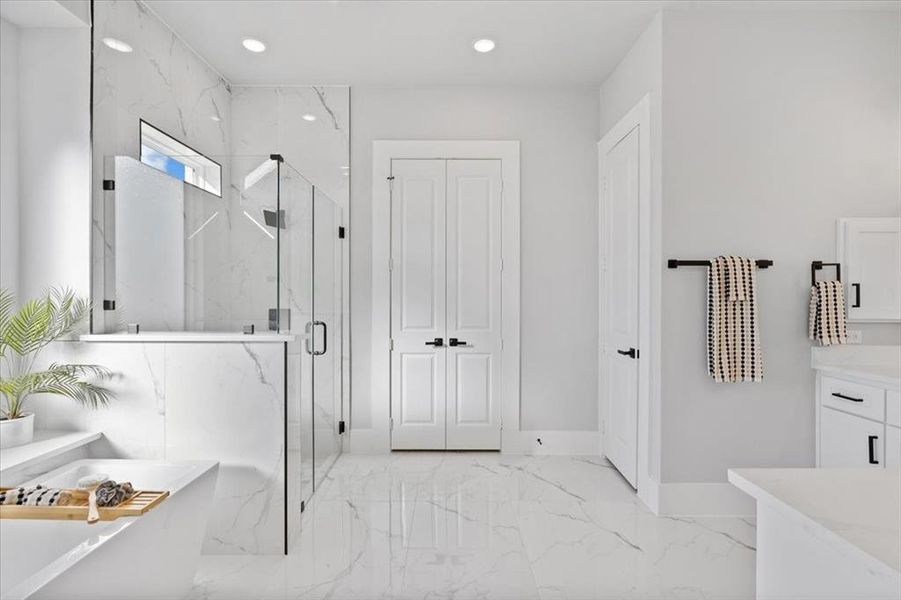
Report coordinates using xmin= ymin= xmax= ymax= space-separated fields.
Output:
xmin=191 ymin=453 xmax=756 ymax=599
xmin=28 ymin=341 xmax=288 ymax=555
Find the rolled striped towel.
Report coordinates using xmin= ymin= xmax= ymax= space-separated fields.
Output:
xmin=0 ymin=485 xmax=72 ymax=506
xmin=809 ymin=281 xmax=847 ymax=346
xmin=707 ymin=256 xmax=763 ymax=383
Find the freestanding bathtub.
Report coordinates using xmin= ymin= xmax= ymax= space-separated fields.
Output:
xmin=0 ymin=459 xmax=218 ymax=600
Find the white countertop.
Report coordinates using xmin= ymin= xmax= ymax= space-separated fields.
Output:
xmin=729 ymin=467 xmax=901 ymax=573
xmin=0 ymin=430 xmax=101 ymax=475
xmin=811 ymin=345 xmax=901 ymax=389
xmin=81 ymin=332 xmax=296 ymax=343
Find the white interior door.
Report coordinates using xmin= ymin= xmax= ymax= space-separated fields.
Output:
xmin=389 ymin=158 xmax=503 ymax=451
xmin=602 ymin=126 xmax=640 ymax=488
xmin=390 ymin=159 xmax=447 ymax=449
xmin=446 ymin=160 xmax=503 ymax=450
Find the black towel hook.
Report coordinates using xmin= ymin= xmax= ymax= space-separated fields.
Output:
xmin=811 ymin=261 xmax=841 ymax=287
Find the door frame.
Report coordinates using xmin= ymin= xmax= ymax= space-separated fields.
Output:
xmin=369 ymin=140 xmax=521 ymax=453
xmin=598 ymin=95 xmax=658 ymax=510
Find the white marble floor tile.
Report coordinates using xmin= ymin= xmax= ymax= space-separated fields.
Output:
xmin=190 ymin=453 xmax=755 ymax=600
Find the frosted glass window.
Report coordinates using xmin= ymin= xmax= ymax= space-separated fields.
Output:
xmin=140 ymin=120 xmax=221 ymax=197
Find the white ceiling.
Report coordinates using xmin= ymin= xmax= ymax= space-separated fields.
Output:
xmin=0 ymin=0 xmax=88 ymax=28
xmin=143 ymin=0 xmax=898 ymax=87
xmin=143 ymin=0 xmax=665 ymax=86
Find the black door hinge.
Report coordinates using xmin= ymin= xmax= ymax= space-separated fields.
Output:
xmin=300 ymin=500 xmax=305 ymax=512
xmin=103 ymin=300 xmax=116 ymax=310
xmin=102 ymin=180 xmax=115 ymax=191
xmin=338 ymin=226 xmax=346 ymax=239
xmin=338 ymin=420 xmax=346 ymax=434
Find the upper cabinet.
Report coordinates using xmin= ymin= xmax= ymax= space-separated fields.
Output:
xmin=837 ymin=218 xmax=901 ymax=322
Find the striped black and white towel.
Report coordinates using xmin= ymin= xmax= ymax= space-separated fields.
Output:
xmin=809 ymin=281 xmax=847 ymax=346
xmin=707 ymin=256 xmax=763 ymax=383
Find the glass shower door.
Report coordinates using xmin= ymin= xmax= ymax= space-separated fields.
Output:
xmin=311 ymin=188 xmax=343 ymax=489
xmin=278 ymin=162 xmax=314 ymax=524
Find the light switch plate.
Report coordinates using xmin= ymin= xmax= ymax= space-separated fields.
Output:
xmin=847 ymin=330 xmax=863 ymax=344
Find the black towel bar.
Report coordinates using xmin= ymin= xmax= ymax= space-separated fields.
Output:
xmin=811 ymin=261 xmax=841 ymax=287
xmin=667 ymin=259 xmax=773 ymax=269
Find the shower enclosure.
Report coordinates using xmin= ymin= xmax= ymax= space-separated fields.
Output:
xmin=94 ymin=152 xmax=344 ymax=522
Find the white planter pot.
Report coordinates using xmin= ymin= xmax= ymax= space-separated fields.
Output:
xmin=0 ymin=412 xmax=35 ymax=448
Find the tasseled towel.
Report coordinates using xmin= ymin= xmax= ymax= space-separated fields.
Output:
xmin=707 ymin=256 xmax=763 ymax=382
xmin=809 ymin=281 xmax=847 ymax=346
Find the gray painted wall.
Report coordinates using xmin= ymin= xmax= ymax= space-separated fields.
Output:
xmin=350 ymin=86 xmax=600 ymax=432
xmin=602 ymin=8 xmax=901 ymax=485
xmin=660 ymin=8 xmax=901 ymax=483
xmin=0 ymin=18 xmax=19 ymax=298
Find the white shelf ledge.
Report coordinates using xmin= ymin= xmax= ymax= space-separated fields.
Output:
xmin=0 ymin=430 xmax=101 ymax=475
xmin=80 ymin=332 xmax=296 ymax=343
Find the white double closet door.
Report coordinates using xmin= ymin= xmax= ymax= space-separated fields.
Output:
xmin=390 ymin=159 xmax=503 ymax=450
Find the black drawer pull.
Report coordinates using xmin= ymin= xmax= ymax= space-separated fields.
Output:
xmin=831 ymin=392 xmax=864 ymax=403
xmin=851 ymin=283 xmax=861 ymax=308
xmin=868 ymin=435 xmax=879 ymax=465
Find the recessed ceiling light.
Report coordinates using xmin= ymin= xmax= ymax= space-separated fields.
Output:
xmin=473 ymin=38 xmax=496 ymax=53
xmin=302 ymin=114 xmax=317 ymax=122
xmin=102 ymin=37 xmax=133 ymax=53
xmin=242 ymin=38 xmax=267 ymax=53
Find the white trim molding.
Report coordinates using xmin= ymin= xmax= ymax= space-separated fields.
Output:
xmin=598 ymin=94 xmax=662 ymax=512
xmin=369 ymin=140 xmax=521 ymax=453
xmin=502 ymin=430 xmax=601 ymax=455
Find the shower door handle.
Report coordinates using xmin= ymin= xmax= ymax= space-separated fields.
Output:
xmin=313 ymin=321 xmax=327 ymax=356
xmin=305 ymin=320 xmax=327 ymax=356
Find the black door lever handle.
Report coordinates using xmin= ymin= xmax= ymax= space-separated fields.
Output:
xmin=448 ymin=338 xmax=467 ymax=347
xmin=617 ymin=348 xmax=638 ymax=359
xmin=425 ymin=337 xmax=444 ymax=347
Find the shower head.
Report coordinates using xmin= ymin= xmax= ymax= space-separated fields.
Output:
xmin=263 ymin=209 xmax=286 ymax=229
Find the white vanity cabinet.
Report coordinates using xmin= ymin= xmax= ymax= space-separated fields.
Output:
xmin=816 ymin=373 xmax=901 ymax=468
xmin=837 ymin=217 xmax=901 ymax=322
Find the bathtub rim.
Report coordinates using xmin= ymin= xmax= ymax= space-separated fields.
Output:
xmin=2 ymin=459 xmax=218 ymax=600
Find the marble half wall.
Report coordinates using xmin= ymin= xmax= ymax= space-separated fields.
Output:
xmin=30 ymin=340 xmax=287 ymax=555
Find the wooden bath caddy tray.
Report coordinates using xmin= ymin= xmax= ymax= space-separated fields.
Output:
xmin=0 ymin=488 xmax=169 ymax=522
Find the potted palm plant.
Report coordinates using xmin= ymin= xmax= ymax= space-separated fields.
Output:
xmin=0 ymin=288 xmax=114 ymax=448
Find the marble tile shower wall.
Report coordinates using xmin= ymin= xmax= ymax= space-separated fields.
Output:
xmin=92 ymin=0 xmax=231 ymax=333
xmin=31 ymin=341 xmax=287 ymax=555
xmin=92 ymin=0 xmax=350 ymax=334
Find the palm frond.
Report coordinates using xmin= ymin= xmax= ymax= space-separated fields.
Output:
xmin=47 ymin=288 xmax=90 ymax=340
xmin=0 ymin=288 xmax=114 ymax=418
xmin=3 ymin=297 xmax=53 ymax=355
xmin=3 ymin=366 xmax=114 ymax=411
xmin=0 ymin=289 xmax=15 ymax=358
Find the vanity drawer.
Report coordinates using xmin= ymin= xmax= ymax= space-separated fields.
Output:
xmin=886 ymin=391 xmax=901 ymax=428
xmin=821 ymin=376 xmax=885 ymax=422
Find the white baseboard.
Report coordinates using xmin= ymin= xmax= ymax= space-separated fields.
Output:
xmin=502 ymin=430 xmax=601 ymax=455
xmin=348 ymin=428 xmax=600 ymax=456
xmin=656 ymin=482 xmax=755 ymax=516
